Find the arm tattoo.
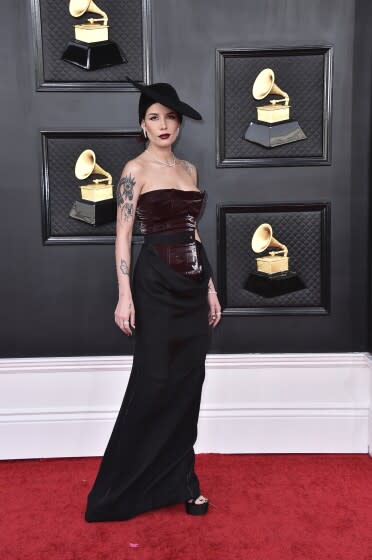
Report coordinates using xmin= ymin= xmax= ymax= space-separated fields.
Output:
xmin=181 ymin=160 xmax=193 ymax=178
xmin=120 ymin=258 xmax=129 ymax=276
xmin=116 ymin=173 xmax=136 ymax=222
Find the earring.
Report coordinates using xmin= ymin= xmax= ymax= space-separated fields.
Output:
xmin=143 ymin=128 xmax=147 ymax=139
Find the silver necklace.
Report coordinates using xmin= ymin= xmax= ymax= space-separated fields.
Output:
xmin=146 ymin=147 xmax=177 ymax=167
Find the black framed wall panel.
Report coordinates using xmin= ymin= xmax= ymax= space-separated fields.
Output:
xmin=217 ymin=203 xmax=331 ymax=316
xmin=31 ymin=0 xmax=152 ymax=91
xmin=40 ymin=130 xmax=144 ymax=245
xmin=216 ymin=46 xmax=333 ymax=167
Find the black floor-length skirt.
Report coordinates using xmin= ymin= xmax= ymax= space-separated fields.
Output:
xmin=85 ymin=235 xmax=212 ymax=522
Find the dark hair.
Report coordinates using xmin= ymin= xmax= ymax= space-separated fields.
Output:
xmin=139 ymin=93 xmax=183 ymax=125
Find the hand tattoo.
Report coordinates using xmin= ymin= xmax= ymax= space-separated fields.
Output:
xmin=120 ymin=258 xmax=129 ymax=276
xmin=116 ymin=173 xmax=136 ymax=222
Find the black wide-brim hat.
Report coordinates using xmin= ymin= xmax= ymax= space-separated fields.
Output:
xmin=126 ymin=76 xmax=202 ymax=122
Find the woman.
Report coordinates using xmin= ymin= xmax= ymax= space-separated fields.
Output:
xmin=85 ymin=78 xmax=221 ymax=522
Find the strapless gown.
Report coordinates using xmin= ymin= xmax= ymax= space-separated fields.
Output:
xmin=85 ymin=188 xmax=213 ymax=522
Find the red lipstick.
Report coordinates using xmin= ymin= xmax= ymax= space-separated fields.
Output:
xmin=159 ymin=134 xmax=170 ymax=139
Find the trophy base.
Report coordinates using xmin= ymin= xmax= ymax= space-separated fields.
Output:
xmin=61 ymin=39 xmax=127 ymax=71
xmin=69 ymin=198 xmax=117 ymax=226
xmin=244 ymin=119 xmax=307 ymax=148
xmin=245 ymin=271 xmax=306 ymax=298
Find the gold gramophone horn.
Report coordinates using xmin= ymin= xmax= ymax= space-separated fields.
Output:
xmin=251 ymin=223 xmax=288 ymax=257
xmin=75 ymin=149 xmax=112 ymax=185
xmin=252 ymin=68 xmax=289 ymax=106
xmin=69 ymin=0 xmax=108 ymax=24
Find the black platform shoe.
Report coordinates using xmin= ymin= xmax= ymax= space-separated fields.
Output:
xmin=185 ymin=495 xmax=209 ymax=515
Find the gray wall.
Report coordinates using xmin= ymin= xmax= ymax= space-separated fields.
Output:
xmin=1 ymin=0 xmax=370 ymax=357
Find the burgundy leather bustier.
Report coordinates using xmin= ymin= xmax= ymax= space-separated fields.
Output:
xmin=135 ymin=188 xmax=206 ymax=279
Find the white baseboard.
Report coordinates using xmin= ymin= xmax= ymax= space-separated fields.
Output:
xmin=0 ymin=353 xmax=370 ymax=459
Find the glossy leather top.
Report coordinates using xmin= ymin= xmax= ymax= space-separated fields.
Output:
xmin=135 ymin=188 xmax=206 ymax=235
xmin=135 ymin=188 xmax=206 ymax=279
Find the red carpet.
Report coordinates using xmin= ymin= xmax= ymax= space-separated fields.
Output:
xmin=0 ymin=453 xmax=371 ymax=560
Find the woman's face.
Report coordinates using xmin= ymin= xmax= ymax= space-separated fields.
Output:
xmin=141 ymin=103 xmax=180 ymax=148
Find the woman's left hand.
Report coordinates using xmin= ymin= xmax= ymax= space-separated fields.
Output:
xmin=208 ymin=292 xmax=222 ymax=327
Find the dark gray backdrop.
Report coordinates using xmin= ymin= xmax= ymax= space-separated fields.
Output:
xmin=1 ymin=0 xmax=371 ymax=357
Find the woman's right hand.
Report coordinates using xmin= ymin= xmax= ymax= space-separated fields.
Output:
xmin=114 ymin=294 xmax=136 ymax=336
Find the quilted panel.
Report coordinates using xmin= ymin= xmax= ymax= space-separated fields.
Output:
xmin=222 ymin=206 xmax=328 ymax=308
xmin=44 ymin=134 xmax=143 ymax=238
xmin=223 ymin=51 xmax=325 ymax=159
xmin=38 ymin=0 xmax=144 ymax=82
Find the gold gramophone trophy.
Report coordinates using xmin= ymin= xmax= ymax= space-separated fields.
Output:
xmin=69 ymin=149 xmax=117 ymax=226
xmin=245 ymin=223 xmax=305 ymax=297
xmin=62 ymin=0 xmax=127 ymax=70
xmin=244 ymin=68 xmax=307 ymax=148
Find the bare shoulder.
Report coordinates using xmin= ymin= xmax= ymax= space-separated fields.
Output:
xmin=178 ymin=159 xmax=197 ymax=180
xmin=120 ymin=156 xmax=145 ymax=180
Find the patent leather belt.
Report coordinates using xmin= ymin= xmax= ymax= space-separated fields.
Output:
xmin=143 ymin=230 xmax=195 ymax=245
